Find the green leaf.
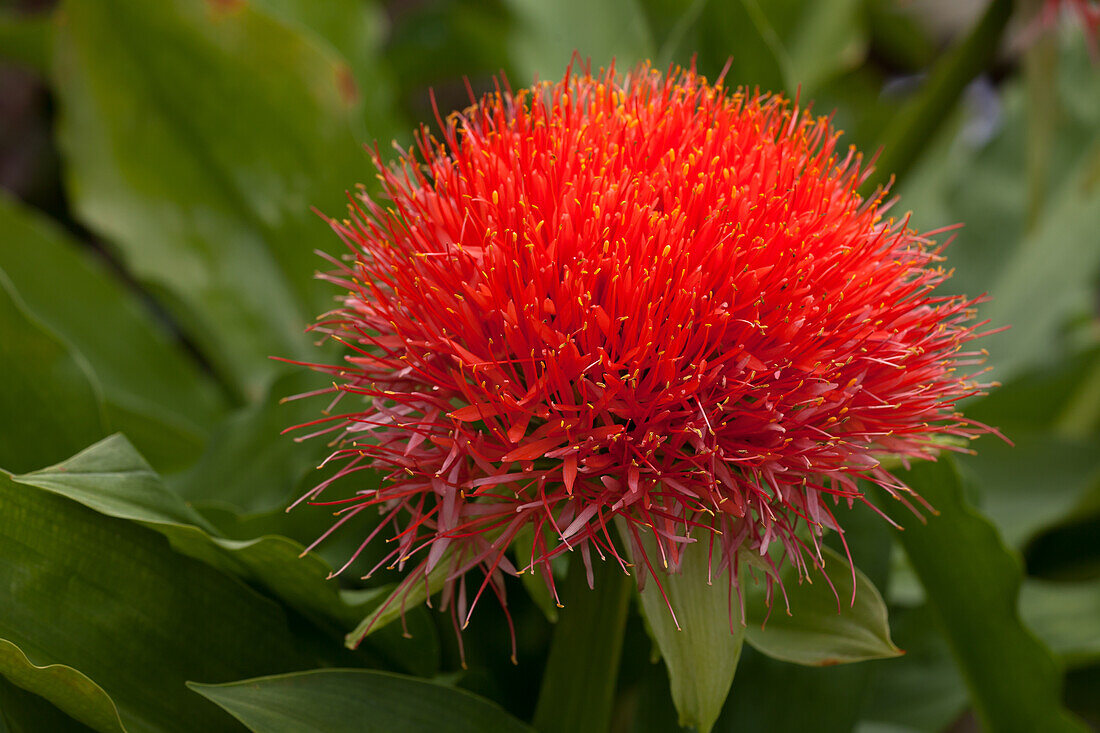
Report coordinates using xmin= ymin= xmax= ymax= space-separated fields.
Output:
xmin=782 ymin=0 xmax=867 ymax=94
xmin=743 ymin=545 xmax=901 ymax=666
xmin=980 ymin=143 xmax=1100 ymax=381
xmin=859 ymin=604 xmax=968 ymax=733
xmin=641 ymin=0 xmax=788 ymax=91
xmin=0 ymin=194 xmax=226 ymax=472
xmin=344 ymin=561 xmax=450 ymax=649
xmin=194 ymin=500 xmax=381 ymax=583
xmin=882 ymin=457 xmax=1088 ymax=732
xmin=13 ymin=434 xmax=213 ymax=529
xmin=248 ymin=0 xmax=402 ymax=143
xmin=53 ymin=0 xmax=370 ymax=398
xmin=188 ymin=669 xmax=533 ymax=733
xmin=0 ymin=640 xmax=124 ymax=733
xmin=504 ymin=0 xmax=655 ymax=83
xmin=896 ymin=30 xmax=1100 ymax=382
xmin=629 ymin=532 xmax=745 ymax=733
xmin=12 ymin=434 xmax=439 ymax=676
xmin=0 ymin=675 xmax=99 ymax=733
xmin=958 ymin=433 xmax=1100 ymax=550
xmin=715 ymin=500 xmax=896 ymax=732
xmin=0 ymin=270 xmax=107 ymax=474
xmin=0 ymin=469 xmax=334 ymax=733
xmin=715 ymin=646 xmax=877 ymax=733
xmin=1020 ymin=579 xmax=1100 ymax=668
xmin=171 ymin=371 xmax=337 ymax=514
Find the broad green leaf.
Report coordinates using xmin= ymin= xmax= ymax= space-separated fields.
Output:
xmin=629 ymin=531 xmax=745 ymax=733
xmin=102 ymin=403 xmax=207 ymax=477
xmin=504 ymin=0 xmax=655 ymax=83
xmin=171 ymin=371 xmax=338 ymax=513
xmin=0 ymin=675 xmax=98 ymax=733
xmin=1020 ymin=579 xmax=1100 ymax=668
xmin=743 ymin=546 xmax=901 ymax=666
xmin=716 ymin=646 xmax=877 ymax=733
xmin=0 ymin=270 xmax=107 ymax=473
xmin=896 ymin=30 xmax=1100 ymax=381
xmin=12 ymin=435 xmax=438 ymax=676
xmin=883 ymin=458 xmax=1088 ymax=732
xmin=345 ymin=555 xmax=452 ymax=649
xmin=248 ymin=0 xmax=402 ymax=144
xmin=0 ymin=194 xmax=224 ymax=427
xmin=782 ymin=0 xmax=867 ymax=94
xmin=0 ymin=471 xmax=333 ymax=733
xmin=641 ymin=0 xmax=788 ymax=91
xmin=188 ymin=669 xmax=533 ymax=733
xmin=53 ymin=0 xmax=370 ymax=398
xmin=195 ymin=499 xmax=383 ymax=582
xmin=0 ymin=194 xmax=225 ymax=472
xmin=715 ymin=500 xmax=896 ymax=732
xmin=859 ymin=604 xmax=968 ymax=733
xmin=0 ymin=640 xmax=123 ymax=733
xmin=981 ymin=142 xmax=1100 ymax=381
xmin=13 ymin=435 xmax=212 ymax=529
xmin=958 ymin=433 xmax=1100 ymax=549
xmin=963 ymin=346 xmax=1100 ymax=436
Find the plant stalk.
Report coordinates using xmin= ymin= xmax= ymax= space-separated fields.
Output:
xmin=864 ymin=0 xmax=1014 ymax=192
xmin=532 ymin=551 xmax=632 ymax=733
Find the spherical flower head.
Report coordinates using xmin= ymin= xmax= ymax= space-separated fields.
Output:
xmin=293 ymin=63 xmax=993 ymax=648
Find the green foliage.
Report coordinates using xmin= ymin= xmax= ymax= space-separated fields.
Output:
xmin=743 ymin=546 xmax=901 ymax=665
xmin=532 ymin=556 xmax=631 ymax=733
xmin=505 ymin=0 xmax=654 ymax=82
xmin=0 ymin=469 xmax=329 ymax=732
xmin=629 ymin=527 xmax=746 ymax=733
xmin=0 ymin=0 xmax=1098 ymax=730
xmin=0 ymin=640 xmax=124 ymax=733
xmin=884 ymin=458 xmax=1087 ymax=732
xmin=53 ymin=0 xmax=369 ymax=399
xmin=0 ymin=270 xmax=108 ymax=473
xmin=189 ymin=669 xmax=533 ymax=733
xmin=0 ymin=194 xmax=225 ymax=471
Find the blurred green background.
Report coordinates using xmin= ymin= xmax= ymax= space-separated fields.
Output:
xmin=0 ymin=0 xmax=1098 ymax=731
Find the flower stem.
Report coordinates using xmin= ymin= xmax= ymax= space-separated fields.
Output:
xmin=0 ymin=11 xmax=52 ymax=75
xmin=532 ymin=552 xmax=632 ymax=733
xmin=864 ymin=0 xmax=1014 ymax=192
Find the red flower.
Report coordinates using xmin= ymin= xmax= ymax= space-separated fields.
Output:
xmin=291 ymin=63 xmax=993 ymax=650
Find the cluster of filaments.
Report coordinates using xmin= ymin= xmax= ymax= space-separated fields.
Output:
xmin=294 ymin=64 xmax=990 ymax=645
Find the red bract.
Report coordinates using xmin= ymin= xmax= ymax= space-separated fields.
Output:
xmin=290 ymin=63 xmax=993 ymax=651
